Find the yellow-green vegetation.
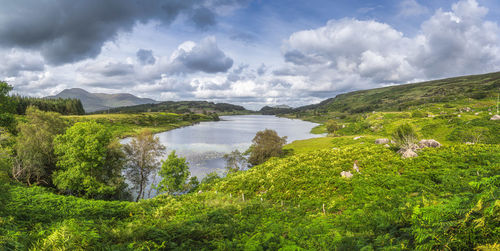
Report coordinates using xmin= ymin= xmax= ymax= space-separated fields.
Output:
xmin=0 ymin=143 xmax=498 ymax=250
xmin=1 ymin=73 xmax=499 ymax=250
xmin=64 ymin=112 xmax=217 ymax=138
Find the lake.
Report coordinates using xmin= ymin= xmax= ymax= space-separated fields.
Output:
xmin=154 ymin=115 xmax=322 ymax=178
xmin=122 ymin=115 xmax=322 ymax=197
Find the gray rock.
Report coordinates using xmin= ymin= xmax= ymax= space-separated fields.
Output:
xmin=401 ymin=149 xmax=418 ymax=158
xmin=490 ymin=115 xmax=500 ymax=120
xmin=340 ymin=171 xmax=353 ymax=178
xmin=383 ymin=144 xmax=390 ymax=148
xmin=419 ymin=139 xmax=441 ymax=148
xmin=375 ymin=138 xmax=390 ymax=144
xmin=353 ymin=136 xmax=363 ymax=140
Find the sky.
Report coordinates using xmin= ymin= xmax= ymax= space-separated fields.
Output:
xmin=1 ymin=0 xmax=500 ymax=110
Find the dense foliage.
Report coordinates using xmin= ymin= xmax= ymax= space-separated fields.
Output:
xmin=156 ymin=151 xmax=191 ymax=195
xmin=247 ymin=129 xmax=287 ymax=166
xmin=13 ymin=107 xmax=67 ymax=186
xmin=53 ymin=121 xmax=127 ymax=199
xmin=11 ymin=95 xmax=85 ymax=115
xmin=0 ymin=144 xmax=498 ymax=250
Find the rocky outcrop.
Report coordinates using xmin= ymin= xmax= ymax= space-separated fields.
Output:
xmin=375 ymin=138 xmax=390 ymax=144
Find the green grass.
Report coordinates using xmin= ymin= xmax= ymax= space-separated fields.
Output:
xmin=63 ymin=112 xmax=216 ymax=138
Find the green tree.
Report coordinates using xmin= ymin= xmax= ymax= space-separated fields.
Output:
xmin=248 ymin=129 xmax=287 ymax=166
xmin=325 ymin=120 xmax=341 ymax=135
xmin=156 ymin=151 xmax=190 ymax=194
xmin=13 ymin=107 xmax=67 ymax=186
xmin=123 ymin=129 xmax=165 ymax=201
xmin=223 ymin=150 xmax=247 ymax=174
xmin=0 ymin=81 xmax=16 ymax=132
xmin=53 ymin=121 xmax=126 ymax=199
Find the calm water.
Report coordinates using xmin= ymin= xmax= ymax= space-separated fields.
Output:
xmin=154 ymin=115 xmax=321 ymax=178
xmin=122 ymin=115 xmax=322 ymax=197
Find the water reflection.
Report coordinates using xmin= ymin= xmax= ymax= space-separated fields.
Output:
xmin=122 ymin=115 xmax=322 ymax=198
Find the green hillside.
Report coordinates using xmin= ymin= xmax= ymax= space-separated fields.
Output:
xmin=288 ymin=71 xmax=500 ymax=115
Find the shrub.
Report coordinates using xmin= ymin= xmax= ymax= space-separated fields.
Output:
xmin=392 ymin=123 xmax=419 ymax=150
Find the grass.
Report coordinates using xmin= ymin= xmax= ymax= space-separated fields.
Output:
xmin=63 ymin=112 xmax=216 ymax=138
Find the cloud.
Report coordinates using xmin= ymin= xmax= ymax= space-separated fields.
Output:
xmin=169 ymin=36 xmax=233 ymax=74
xmin=398 ymin=0 xmax=429 ymax=17
xmin=0 ymin=50 xmax=45 ymax=77
xmin=278 ymin=0 xmax=500 ymax=95
xmin=80 ymin=62 xmax=135 ymax=77
xmin=0 ymin=0 xmax=246 ymax=65
xmin=136 ymin=49 xmax=156 ymax=65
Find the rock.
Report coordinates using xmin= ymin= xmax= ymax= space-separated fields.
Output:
xmin=340 ymin=171 xmax=353 ymax=178
xmin=489 ymin=112 xmax=493 ymax=115
xmin=353 ymin=160 xmax=360 ymax=173
xmin=427 ymin=114 xmax=435 ymax=118
xmin=457 ymin=114 xmax=461 ymax=118
xmin=465 ymin=142 xmax=474 ymax=145
xmin=474 ymin=112 xmax=480 ymax=115
xmin=401 ymin=149 xmax=418 ymax=158
xmin=353 ymin=136 xmax=363 ymax=140
xmin=342 ymin=124 xmax=346 ymax=128
xmin=383 ymin=144 xmax=390 ymax=148
xmin=418 ymin=139 xmax=441 ymax=148
xmin=375 ymin=138 xmax=390 ymax=144
xmin=490 ymin=115 xmax=500 ymax=120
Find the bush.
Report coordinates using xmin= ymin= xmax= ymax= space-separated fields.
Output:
xmin=392 ymin=123 xmax=419 ymax=150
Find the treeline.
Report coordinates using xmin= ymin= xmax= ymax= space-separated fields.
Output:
xmin=12 ymin=95 xmax=85 ymax=115
xmin=93 ymin=100 xmax=247 ymax=114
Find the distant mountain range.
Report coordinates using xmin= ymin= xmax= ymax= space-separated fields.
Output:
xmin=46 ymin=88 xmax=157 ymax=112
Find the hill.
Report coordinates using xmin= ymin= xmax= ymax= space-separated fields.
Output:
xmin=47 ymin=88 xmax=157 ymax=113
xmin=93 ymin=100 xmax=250 ymax=114
xmin=290 ymin=71 xmax=500 ymax=114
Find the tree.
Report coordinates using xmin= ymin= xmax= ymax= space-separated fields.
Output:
xmin=13 ymin=107 xmax=67 ymax=186
xmin=123 ymin=129 xmax=165 ymax=201
xmin=223 ymin=150 xmax=247 ymax=174
xmin=248 ymin=129 xmax=287 ymax=166
xmin=156 ymin=151 xmax=190 ymax=194
xmin=53 ymin=121 xmax=126 ymax=199
xmin=325 ymin=120 xmax=341 ymax=135
xmin=0 ymin=81 xmax=16 ymax=132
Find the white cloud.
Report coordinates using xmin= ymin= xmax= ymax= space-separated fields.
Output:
xmin=398 ymin=0 xmax=429 ymax=17
xmin=277 ymin=0 xmax=500 ymax=97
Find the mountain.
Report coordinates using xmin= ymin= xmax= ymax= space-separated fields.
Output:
xmin=92 ymin=100 xmax=250 ymax=114
xmin=294 ymin=71 xmax=500 ymax=114
xmin=47 ymin=88 xmax=157 ymax=113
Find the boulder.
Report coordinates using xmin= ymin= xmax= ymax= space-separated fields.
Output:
xmin=353 ymin=160 xmax=360 ymax=173
xmin=418 ymin=139 xmax=441 ymax=148
xmin=375 ymin=138 xmax=390 ymax=144
xmin=340 ymin=171 xmax=353 ymax=178
xmin=401 ymin=149 xmax=418 ymax=159
xmin=490 ymin=115 xmax=500 ymax=120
